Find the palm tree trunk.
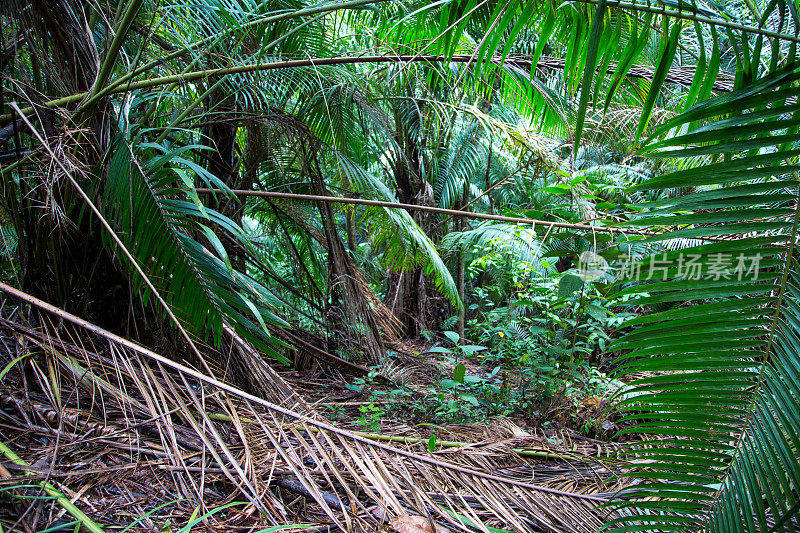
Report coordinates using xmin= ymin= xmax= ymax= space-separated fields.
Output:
xmin=7 ymin=0 xmax=125 ymax=327
xmin=305 ymin=144 xmax=387 ymax=363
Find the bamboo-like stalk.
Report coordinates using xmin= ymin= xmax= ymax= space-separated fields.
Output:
xmin=0 ymin=151 xmax=36 ymax=177
xmin=0 ymin=440 xmax=105 ymax=533
xmin=0 ymin=56 xmax=439 ymax=123
xmin=347 ymin=431 xmax=616 ymax=461
xmin=149 ymin=11 xmax=328 ymax=145
xmin=1 ymin=0 xmax=389 ymax=124
xmin=195 ymin=187 xmax=656 ymax=236
xmin=198 ymin=188 xmax=736 ymax=242
xmin=573 ymin=0 xmax=800 ymax=44
xmin=0 ymin=52 xmax=733 ymax=125
xmin=90 ymin=0 xmax=145 ymax=98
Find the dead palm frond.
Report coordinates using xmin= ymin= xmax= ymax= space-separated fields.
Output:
xmin=0 ymin=281 xmax=621 ymax=532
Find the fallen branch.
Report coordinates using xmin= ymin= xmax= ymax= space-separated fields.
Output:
xmin=207 ymin=414 xmax=619 ymax=461
xmin=277 ymin=477 xmax=346 ymax=508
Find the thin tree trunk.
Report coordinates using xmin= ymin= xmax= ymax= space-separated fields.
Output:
xmin=304 ymin=144 xmax=387 ymax=363
xmin=456 ymin=178 xmax=470 ymax=343
xmin=457 ymin=249 xmax=465 ymax=342
xmin=346 ymin=209 xmax=357 ymax=253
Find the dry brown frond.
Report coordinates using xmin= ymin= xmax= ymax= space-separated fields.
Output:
xmin=0 ymin=285 xmax=627 ymax=532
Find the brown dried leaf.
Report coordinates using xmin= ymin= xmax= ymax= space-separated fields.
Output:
xmin=389 ymin=515 xmax=450 ymax=533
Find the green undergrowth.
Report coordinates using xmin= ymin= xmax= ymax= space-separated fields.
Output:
xmin=335 ymin=251 xmax=632 ymax=436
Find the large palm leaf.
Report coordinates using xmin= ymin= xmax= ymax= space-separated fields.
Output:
xmin=605 ymin=65 xmax=800 ymax=532
xmin=707 ymin=263 xmax=800 ymax=532
xmin=104 ymin=129 xmax=290 ymax=365
xmin=336 ymin=153 xmax=463 ymax=307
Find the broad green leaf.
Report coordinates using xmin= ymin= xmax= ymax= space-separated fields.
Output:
xmin=444 ymin=330 xmax=460 ymax=345
xmin=459 ymin=394 xmax=479 ymax=406
xmin=558 ymin=274 xmax=584 ymax=298
xmin=584 ymin=303 xmax=607 ymax=320
xmin=453 ymin=363 xmax=466 ymax=384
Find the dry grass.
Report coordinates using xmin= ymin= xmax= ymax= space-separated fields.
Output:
xmin=0 ymin=295 xmax=629 ymax=533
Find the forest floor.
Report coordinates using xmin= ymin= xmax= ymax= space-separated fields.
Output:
xmin=0 ymin=317 xmax=631 ymax=532
xmin=289 ymin=339 xmax=624 ymax=441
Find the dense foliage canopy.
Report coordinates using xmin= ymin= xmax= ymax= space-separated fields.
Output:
xmin=1 ymin=0 xmax=799 ymax=531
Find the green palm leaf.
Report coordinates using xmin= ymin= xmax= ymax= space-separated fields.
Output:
xmin=104 ymin=132 xmax=289 ymax=364
xmin=606 ymin=65 xmax=800 ymax=532
xmin=336 ymin=153 xmax=462 ymax=309
xmin=707 ymin=266 xmax=800 ymax=532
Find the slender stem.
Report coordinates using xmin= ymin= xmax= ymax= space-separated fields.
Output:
xmin=572 ymin=0 xmax=800 ymax=44
xmin=346 ymin=431 xmax=616 ymax=461
xmin=283 ymin=423 xmax=618 ymax=461
xmin=0 ymin=150 xmax=36 ymax=177
xmin=195 ymin=187 xmax=690 ymax=238
xmin=121 ymin=9 xmax=330 ymax=123
xmin=0 ymin=52 xmax=735 ymax=125
xmin=566 ymin=284 xmax=587 ymax=393
xmin=91 ymin=0 xmax=145 ymax=98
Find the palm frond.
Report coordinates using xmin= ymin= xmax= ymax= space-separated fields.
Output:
xmin=104 ymin=131 xmax=290 ymax=365
xmin=336 ymin=153 xmax=462 ymax=309
xmin=3 ymin=283 xmax=623 ymax=533
xmin=706 ymin=262 xmax=800 ymax=532
xmin=440 ymin=222 xmax=554 ymax=279
xmin=606 ymin=64 xmax=800 ymax=532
